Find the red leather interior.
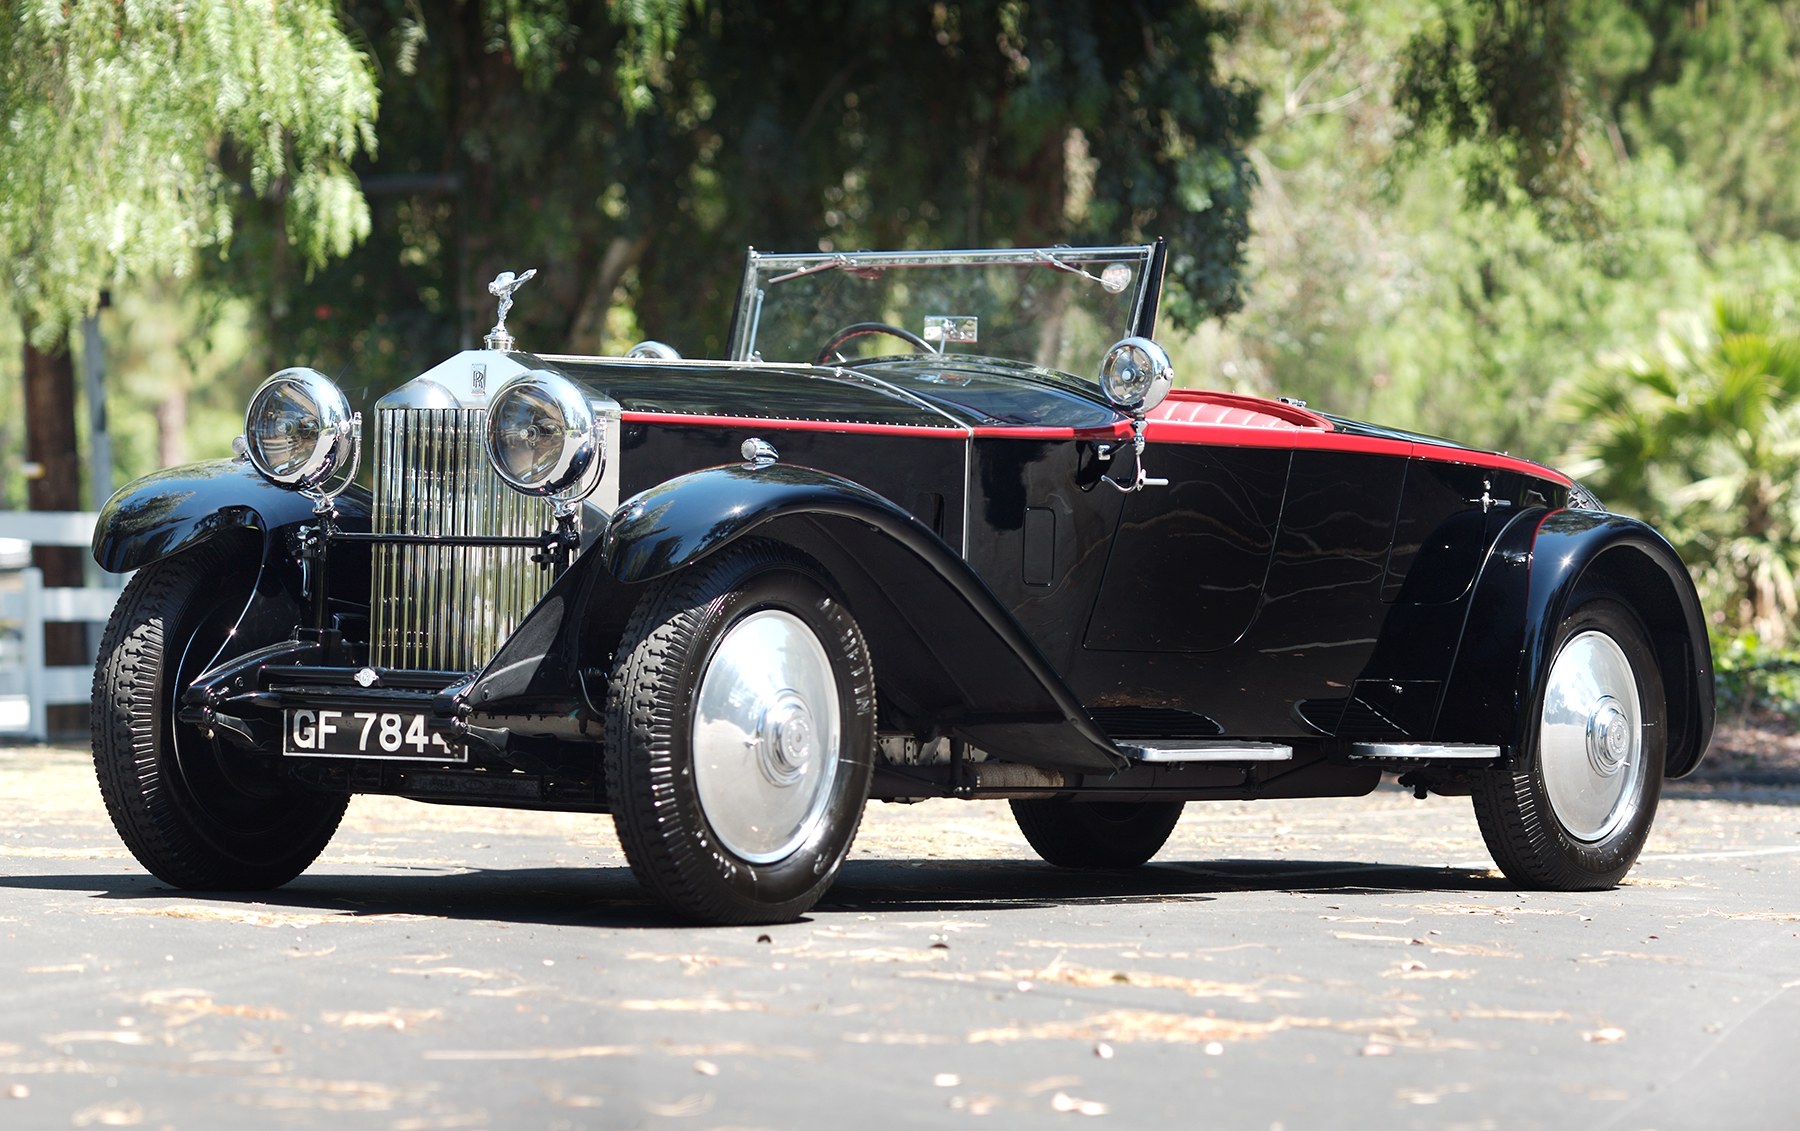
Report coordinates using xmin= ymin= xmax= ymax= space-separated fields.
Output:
xmin=1145 ymin=390 xmax=1331 ymax=431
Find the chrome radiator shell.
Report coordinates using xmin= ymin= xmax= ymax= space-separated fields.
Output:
xmin=365 ymin=352 xmax=621 ymax=673
xmin=369 ymin=403 xmax=550 ymax=671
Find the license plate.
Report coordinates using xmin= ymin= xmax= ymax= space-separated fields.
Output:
xmin=284 ymin=708 xmax=467 ymax=762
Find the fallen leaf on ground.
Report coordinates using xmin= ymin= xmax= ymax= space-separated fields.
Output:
xmin=1051 ymin=1092 xmax=1109 ymax=1116
xmin=321 ymin=1008 xmax=443 ymax=1031
xmin=71 ymin=1100 xmax=143 ymax=1126
xmin=614 ymin=998 xmax=765 ymax=1013
xmin=42 ymin=1031 xmax=150 ymax=1047
xmin=386 ymin=966 xmax=514 ymax=982
xmin=642 ymin=1094 xmax=714 ymax=1118
xmin=423 ymin=1046 xmax=636 ymax=1061
xmin=1461 ymin=1007 xmax=1573 ymax=1023
xmin=969 ymin=1010 xmax=1417 ymax=1046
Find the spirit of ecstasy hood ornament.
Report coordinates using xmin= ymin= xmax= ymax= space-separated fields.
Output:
xmin=484 ymin=268 xmax=537 ymax=351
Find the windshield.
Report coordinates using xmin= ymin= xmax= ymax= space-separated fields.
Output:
xmin=730 ymin=245 xmax=1160 ymax=375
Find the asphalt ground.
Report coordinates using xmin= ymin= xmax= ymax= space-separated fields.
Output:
xmin=2 ymin=745 xmax=1796 ymax=1130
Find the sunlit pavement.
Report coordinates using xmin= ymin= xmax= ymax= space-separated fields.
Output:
xmin=3 ymin=745 xmax=1796 ymax=1129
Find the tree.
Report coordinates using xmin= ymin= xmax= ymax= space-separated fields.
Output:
xmin=1563 ymin=296 xmax=1800 ymax=645
xmin=0 ymin=0 xmax=377 ymax=730
xmin=1199 ymin=0 xmax=1800 ymax=464
xmin=1 ymin=0 xmax=379 ymax=513
xmin=238 ymin=0 xmax=1258 ymax=392
xmin=1395 ymin=0 xmax=1603 ymax=234
xmin=1612 ymin=0 xmax=1800 ymax=248
xmin=1396 ymin=1 xmax=1800 ymax=245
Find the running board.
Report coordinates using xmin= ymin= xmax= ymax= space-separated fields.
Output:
xmin=1120 ymin=740 xmax=1294 ymax=763
xmin=1348 ymin=743 xmax=1501 ymax=760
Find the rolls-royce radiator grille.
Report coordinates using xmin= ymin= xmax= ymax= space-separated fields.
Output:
xmin=370 ymin=406 xmax=551 ymax=671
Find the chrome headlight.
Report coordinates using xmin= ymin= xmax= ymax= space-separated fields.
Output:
xmin=485 ymin=370 xmax=603 ymax=502
xmin=244 ymin=368 xmax=357 ymax=492
xmin=1098 ymin=336 xmax=1174 ymax=415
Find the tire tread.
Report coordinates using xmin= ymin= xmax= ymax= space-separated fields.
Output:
xmin=1471 ymin=597 xmax=1665 ymax=891
xmin=604 ymin=541 xmax=874 ymax=924
xmin=90 ymin=540 xmax=346 ymax=890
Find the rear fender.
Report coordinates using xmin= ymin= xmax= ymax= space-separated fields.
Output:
xmin=462 ymin=464 xmax=1127 ymax=773
xmin=1438 ymin=509 xmax=1715 ymax=777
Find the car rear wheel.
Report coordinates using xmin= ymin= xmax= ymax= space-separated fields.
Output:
xmin=1472 ymin=597 xmax=1665 ymax=890
xmin=1010 ymin=798 xmax=1185 ymax=868
xmin=90 ymin=538 xmax=348 ymax=889
xmin=604 ymin=540 xmax=875 ymax=924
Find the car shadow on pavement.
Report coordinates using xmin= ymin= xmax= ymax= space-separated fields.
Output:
xmin=0 ymin=867 xmax=677 ymax=928
xmin=1664 ymin=776 xmax=1800 ymax=804
xmin=821 ymin=856 xmax=1514 ymax=914
xmin=0 ymin=856 xmax=1514 ymax=929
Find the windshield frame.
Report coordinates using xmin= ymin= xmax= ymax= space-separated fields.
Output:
xmin=726 ymin=241 xmax=1166 ymax=365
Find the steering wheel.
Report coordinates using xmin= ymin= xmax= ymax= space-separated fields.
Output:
xmin=814 ymin=321 xmax=934 ymax=364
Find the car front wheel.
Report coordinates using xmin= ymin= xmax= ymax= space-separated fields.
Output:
xmin=1472 ymin=597 xmax=1666 ymax=890
xmin=91 ymin=538 xmax=348 ymax=889
xmin=604 ymin=540 xmax=875 ymax=924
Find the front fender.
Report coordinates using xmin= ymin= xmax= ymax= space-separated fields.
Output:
xmin=92 ymin=458 xmax=372 ymax=574
xmin=1440 ymin=509 xmax=1714 ymax=777
xmin=602 ymin=463 xmax=918 ymax=584
xmin=1520 ymin=510 xmax=1714 ymax=777
xmin=466 ymin=463 xmax=1127 ymax=773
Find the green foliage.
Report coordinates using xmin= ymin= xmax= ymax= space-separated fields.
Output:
xmin=607 ymin=0 xmax=700 ymax=115
xmin=1203 ymin=0 xmax=1800 ymax=474
xmin=0 ymin=0 xmax=380 ymax=341
xmin=1613 ymin=0 xmax=1800 ymax=247
xmin=1563 ymin=294 xmax=1800 ymax=645
xmin=1396 ymin=0 xmax=1598 ymax=232
xmin=106 ymin=283 xmax=259 ymax=473
xmin=240 ymin=0 xmax=1258 ymax=391
xmin=1712 ymin=631 xmax=1800 ymax=721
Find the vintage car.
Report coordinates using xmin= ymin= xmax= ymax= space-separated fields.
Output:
xmin=89 ymin=242 xmax=1714 ymax=925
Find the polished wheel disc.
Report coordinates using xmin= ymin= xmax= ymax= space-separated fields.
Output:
xmin=1539 ymin=630 xmax=1645 ymax=842
xmin=692 ymin=609 xmax=841 ymax=863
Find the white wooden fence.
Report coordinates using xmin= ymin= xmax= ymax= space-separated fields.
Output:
xmin=0 ymin=511 xmax=122 ymax=743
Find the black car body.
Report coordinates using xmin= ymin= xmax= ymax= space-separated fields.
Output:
xmin=90 ymin=243 xmax=1713 ymax=923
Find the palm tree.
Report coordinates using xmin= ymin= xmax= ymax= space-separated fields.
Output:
xmin=1562 ymin=295 xmax=1800 ymax=646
